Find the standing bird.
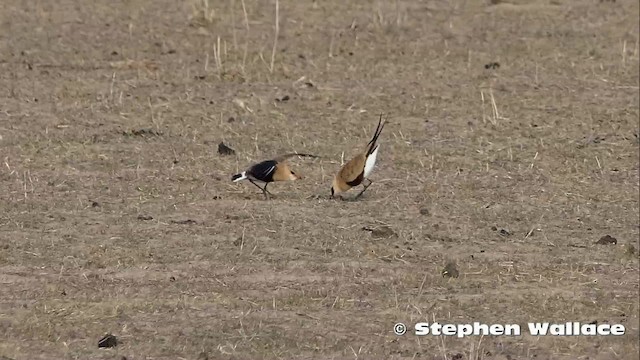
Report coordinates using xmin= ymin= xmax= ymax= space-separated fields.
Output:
xmin=331 ymin=115 xmax=386 ymax=199
xmin=232 ymin=153 xmax=318 ymax=199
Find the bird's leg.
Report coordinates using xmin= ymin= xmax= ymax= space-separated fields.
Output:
xmin=249 ymin=179 xmax=270 ymax=199
xmin=248 ymin=179 xmax=263 ymax=191
xmin=262 ymin=183 xmax=273 ymax=200
xmin=354 ymin=179 xmax=373 ymax=199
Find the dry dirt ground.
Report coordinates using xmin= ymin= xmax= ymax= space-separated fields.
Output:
xmin=0 ymin=0 xmax=639 ymax=359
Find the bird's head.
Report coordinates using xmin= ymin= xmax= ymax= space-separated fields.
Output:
xmin=289 ymin=169 xmax=303 ymax=180
xmin=278 ymin=163 xmax=303 ymax=181
xmin=330 ymin=176 xmax=346 ymax=198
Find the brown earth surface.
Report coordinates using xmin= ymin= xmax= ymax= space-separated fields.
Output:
xmin=0 ymin=0 xmax=639 ymax=359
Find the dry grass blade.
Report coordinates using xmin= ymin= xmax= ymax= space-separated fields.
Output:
xmin=269 ymin=0 xmax=279 ymax=74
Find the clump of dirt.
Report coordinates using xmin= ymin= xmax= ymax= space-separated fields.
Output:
xmin=596 ymin=235 xmax=618 ymax=245
xmin=218 ymin=142 xmax=236 ymax=155
xmin=363 ymin=225 xmax=397 ymax=239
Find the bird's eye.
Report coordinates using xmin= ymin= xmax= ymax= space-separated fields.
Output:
xmin=291 ymin=171 xmax=296 ymax=175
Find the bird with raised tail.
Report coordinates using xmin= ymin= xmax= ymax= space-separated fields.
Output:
xmin=232 ymin=153 xmax=318 ymax=199
xmin=331 ymin=115 xmax=386 ymax=200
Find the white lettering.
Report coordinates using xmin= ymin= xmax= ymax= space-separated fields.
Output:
xmin=431 ymin=322 xmax=442 ymax=335
xmin=610 ymin=324 xmax=625 ymax=335
xmin=527 ymin=322 xmax=626 ymax=336
xmin=504 ymin=324 xmax=521 ymax=336
xmin=410 ymin=322 xmax=622 ymax=337
xmin=528 ymin=322 xmax=550 ymax=335
xmin=442 ymin=324 xmax=456 ymax=336
xmin=489 ymin=324 xmax=504 ymax=335
xmin=475 ymin=322 xmax=489 ymax=335
xmin=550 ymin=323 xmax=565 ymax=336
xmin=582 ymin=324 xmax=597 ymax=335
xmin=458 ymin=324 xmax=473 ymax=338
xmin=415 ymin=323 xmax=430 ymax=336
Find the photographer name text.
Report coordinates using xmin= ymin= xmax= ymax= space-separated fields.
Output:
xmin=393 ymin=322 xmax=625 ymax=338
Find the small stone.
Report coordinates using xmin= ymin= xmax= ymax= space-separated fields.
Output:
xmin=484 ymin=62 xmax=500 ymax=70
xmin=442 ymin=262 xmax=459 ymax=278
xmin=363 ymin=225 xmax=396 ymax=239
xmin=171 ymin=219 xmax=197 ymax=225
xmin=498 ymin=228 xmax=511 ymax=237
xmin=218 ymin=142 xmax=235 ymax=155
xmin=98 ymin=334 xmax=118 ymax=348
xmin=596 ymin=235 xmax=617 ymax=245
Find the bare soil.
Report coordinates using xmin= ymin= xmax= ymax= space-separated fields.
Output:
xmin=0 ymin=0 xmax=638 ymax=359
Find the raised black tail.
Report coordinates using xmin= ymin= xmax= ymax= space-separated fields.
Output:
xmin=366 ymin=114 xmax=386 ymax=156
xmin=231 ymin=171 xmax=247 ymax=182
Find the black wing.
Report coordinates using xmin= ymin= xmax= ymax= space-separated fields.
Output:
xmin=247 ymin=160 xmax=277 ymax=182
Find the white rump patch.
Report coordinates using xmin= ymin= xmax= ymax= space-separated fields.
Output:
xmin=364 ymin=146 xmax=379 ymax=178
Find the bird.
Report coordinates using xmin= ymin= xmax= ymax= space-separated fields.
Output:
xmin=331 ymin=115 xmax=386 ymax=200
xmin=232 ymin=153 xmax=318 ymax=199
